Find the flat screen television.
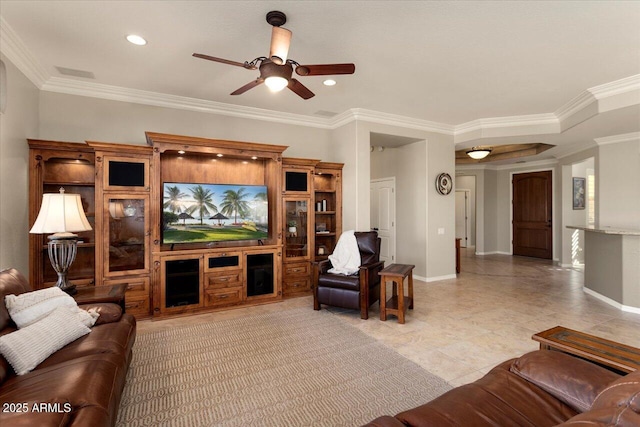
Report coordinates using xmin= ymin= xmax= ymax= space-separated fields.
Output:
xmin=162 ymin=182 xmax=268 ymax=244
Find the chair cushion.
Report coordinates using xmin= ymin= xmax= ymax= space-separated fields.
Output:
xmin=318 ymin=272 xmax=360 ymax=291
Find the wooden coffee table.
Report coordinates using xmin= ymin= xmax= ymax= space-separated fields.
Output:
xmin=379 ymin=264 xmax=415 ymax=324
xmin=532 ymin=326 xmax=640 ymax=373
xmin=74 ymin=283 xmax=127 ymax=312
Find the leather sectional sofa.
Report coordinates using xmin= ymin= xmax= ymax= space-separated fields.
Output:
xmin=366 ymin=349 xmax=640 ymax=426
xmin=0 ymin=268 xmax=136 ymax=427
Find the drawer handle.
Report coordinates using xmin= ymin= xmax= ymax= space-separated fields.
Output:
xmin=219 ymin=295 xmax=229 ymax=299
xmin=125 ymin=302 xmax=140 ymax=308
xmin=293 ymin=283 xmax=301 ymax=287
xmin=218 ymin=278 xmax=228 ymax=282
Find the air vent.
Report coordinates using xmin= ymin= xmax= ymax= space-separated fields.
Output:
xmin=314 ymin=110 xmax=338 ymax=118
xmin=55 ymin=67 xmax=95 ymax=79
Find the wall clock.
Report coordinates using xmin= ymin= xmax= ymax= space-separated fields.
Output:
xmin=435 ymin=173 xmax=452 ymax=195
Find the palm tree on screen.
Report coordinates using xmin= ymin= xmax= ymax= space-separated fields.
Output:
xmin=163 ymin=185 xmax=188 ymax=213
xmin=221 ymin=188 xmax=251 ymax=224
xmin=186 ymin=185 xmax=218 ymax=225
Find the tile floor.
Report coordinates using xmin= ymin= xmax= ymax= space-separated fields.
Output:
xmin=137 ymin=249 xmax=640 ymax=387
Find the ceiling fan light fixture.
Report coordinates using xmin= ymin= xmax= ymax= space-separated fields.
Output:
xmin=466 ymin=147 xmax=492 ymax=160
xmin=126 ymin=34 xmax=147 ymax=46
xmin=265 ymin=76 xmax=289 ymax=92
xmin=323 ymin=79 xmax=336 ymax=86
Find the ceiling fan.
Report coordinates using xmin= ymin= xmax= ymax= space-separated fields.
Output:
xmin=193 ymin=10 xmax=355 ymax=100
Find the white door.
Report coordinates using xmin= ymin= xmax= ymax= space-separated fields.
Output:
xmin=455 ymin=190 xmax=469 ymax=248
xmin=370 ymin=178 xmax=396 ymax=264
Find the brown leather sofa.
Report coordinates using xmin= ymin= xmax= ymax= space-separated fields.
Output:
xmin=0 ymin=268 xmax=136 ymax=427
xmin=365 ymin=349 xmax=640 ymax=427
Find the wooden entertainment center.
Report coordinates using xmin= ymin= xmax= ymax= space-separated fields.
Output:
xmin=28 ymin=132 xmax=342 ymax=319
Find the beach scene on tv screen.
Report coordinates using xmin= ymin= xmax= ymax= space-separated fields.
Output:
xmin=162 ymin=182 xmax=268 ymax=243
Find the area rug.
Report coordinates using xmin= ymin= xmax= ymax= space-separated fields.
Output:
xmin=116 ymin=307 xmax=451 ymax=427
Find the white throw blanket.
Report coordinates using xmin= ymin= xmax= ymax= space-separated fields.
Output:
xmin=328 ymin=230 xmax=361 ymax=275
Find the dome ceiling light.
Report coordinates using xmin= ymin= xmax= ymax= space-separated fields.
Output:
xmin=466 ymin=147 xmax=492 ymax=160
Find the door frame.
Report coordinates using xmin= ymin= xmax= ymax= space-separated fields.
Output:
xmin=510 ymin=167 xmax=555 ymax=259
xmin=455 ymin=189 xmax=471 ymax=248
xmin=370 ymin=177 xmax=396 ymax=265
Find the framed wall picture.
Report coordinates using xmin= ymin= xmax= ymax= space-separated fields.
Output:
xmin=573 ymin=177 xmax=586 ymax=210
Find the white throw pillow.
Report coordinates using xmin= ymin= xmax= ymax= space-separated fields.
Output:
xmin=5 ymin=287 xmax=77 ymax=328
xmin=5 ymin=287 xmax=98 ymax=328
xmin=0 ymin=306 xmax=91 ymax=375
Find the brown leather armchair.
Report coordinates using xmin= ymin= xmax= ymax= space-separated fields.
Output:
xmin=313 ymin=231 xmax=385 ymax=319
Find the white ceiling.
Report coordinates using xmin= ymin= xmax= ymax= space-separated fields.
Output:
xmin=1 ymin=1 xmax=639 ymax=163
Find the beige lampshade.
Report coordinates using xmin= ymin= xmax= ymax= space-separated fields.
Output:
xmin=30 ymin=189 xmax=92 ymax=234
xmin=108 ymin=201 xmax=126 ymax=219
xmin=269 ymin=26 xmax=292 ymax=64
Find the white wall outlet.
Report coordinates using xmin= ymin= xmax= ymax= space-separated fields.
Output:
xmin=438 ymin=227 xmax=445 ymax=235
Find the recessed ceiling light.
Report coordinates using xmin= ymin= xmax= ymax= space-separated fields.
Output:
xmin=126 ymin=34 xmax=147 ymax=46
xmin=177 ymin=150 xmax=185 ymax=154
xmin=217 ymin=153 xmax=223 ymax=158
xmin=251 ymin=156 xmax=258 ymax=160
xmin=323 ymin=79 xmax=337 ymax=86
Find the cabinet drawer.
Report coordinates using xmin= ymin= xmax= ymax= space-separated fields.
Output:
xmin=284 ymin=278 xmax=311 ymax=294
xmin=205 ymin=271 xmax=242 ymax=289
xmin=105 ymin=277 xmax=148 ymax=296
xmin=284 ymin=262 xmax=309 ymax=277
xmin=205 ymin=251 xmax=243 ymax=272
xmin=125 ymin=295 xmax=150 ymax=317
xmin=205 ymin=287 xmax=243 ymax=307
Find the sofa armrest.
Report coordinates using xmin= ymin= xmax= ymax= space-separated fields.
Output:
xmin=78 ymin=303 xmax=123 ymax=325
xmin=362 ymin=415 xmax=407 ymax=427
xmin=510 ymin=350 xmax=621 ymax=413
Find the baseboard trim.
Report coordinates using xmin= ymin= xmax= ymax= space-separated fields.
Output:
xmin=475 ymin=251 xmax=512 ymax=256
xmin=583 ymin=287 xmax=640 ymax=314
xmin=425 ymin=274 xmax=457 ymax=282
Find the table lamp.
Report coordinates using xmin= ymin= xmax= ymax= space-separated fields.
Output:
xmin=29 ymin=188 xmax=92 ymax=295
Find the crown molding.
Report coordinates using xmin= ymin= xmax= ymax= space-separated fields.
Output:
xmin=41 ymin=77 xmax=332 ymax=129
xmin=588 ymin=74 xmax=640 ymax=99
xmin=554 ymin=90 xmax=597 ymax=123
xmin=594 ymin=131 xmax=640 ymax=146
xmin=0 ymin=16 xmax=48 ymax=87
xmin=455 ymin=113 xmax=558 ymax=136
xmin=330 ymin=108 xmax=455 ymax=134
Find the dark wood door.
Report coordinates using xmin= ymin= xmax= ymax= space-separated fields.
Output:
xmin=512 ymin=171 xmax=552 ymax=259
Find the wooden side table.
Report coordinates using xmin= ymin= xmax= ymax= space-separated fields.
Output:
xmin=532 ymin=326 xmax=640 ymax=373
xmin=379 ymin=264 xmax=415 ymax=324
xmin=74 ymin=283 xmax=128 ymax=313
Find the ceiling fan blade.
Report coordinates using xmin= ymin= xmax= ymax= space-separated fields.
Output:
xmin=288 ymin=78 xmax=315 ymax=99
xmin=295 ymin=63 xmax=355 ymax=76
xmin=230 ymin=78 xmax=264 ymax=95
xmin=269 ymin=26 xmax=292 ymax=65
xmin=193 ymin=53 xmax=256 ymax=70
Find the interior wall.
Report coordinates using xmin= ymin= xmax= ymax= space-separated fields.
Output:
xmin=483 ymin=169 xmax=498 ymax=254
xmin=426 ymin=133 xmax=456 ymax=279
xmin=370 ymin=146 xmax=397 ymax=180
xmin=598 ymin=138 xmax=640 ymax=229
xmin=455 ymin=175 xmax=477 ymax=246
xmin=38 ymin=92 xmax=332 ymax=158
xmin=0 ymin=55 xmax=39 ymax=274
xmin=330 ymin=121 xmax=358 ymax=230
